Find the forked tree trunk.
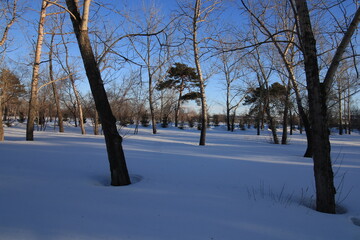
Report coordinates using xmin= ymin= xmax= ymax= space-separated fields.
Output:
xmin=66 ymin=0 xmax=130 ymax=186
xmin=296 ymin=0 xmax=360 ymax=213
xmin=295 ymin=0 xmax=336 ymax=213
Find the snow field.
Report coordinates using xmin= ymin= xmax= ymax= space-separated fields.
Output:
xmin=0 ymin=124 xmax=359 ymax=239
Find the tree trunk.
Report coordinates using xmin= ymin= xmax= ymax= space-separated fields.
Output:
xmin=146 ymin=35 xmax=157 ymax=135
xmin=175 ymin=80 xmax=185 ymax=128
xmin=226 ymin=81 xmax=231 ymax=131
xmin=266 ymin=107 xmax=279 ymax=144
xmin=281 ymin=79 xmax=291 ymax=144
xmin=93 ymin=110 xmax=99 ymax=135
xmin=51 ymin=83 xmax=64 ymax=132
xmin=148 ymin=82 xmax=157 ymax=134
xmin=193 ymin=0 xmax=208 ymax=146
xmin=0 ymin=98 xmax=4 ymax=141
xmin=289 ymin=110 xmax=293 ymax=135
xmin=70 ymin=76 xmax=86 ymax=135
xmin=3 ymin=106 xmax=8 ymax=122
xmin=26 ymin=0 xmax=47 ymax=141
xmin=295 ymin=0 xmax=336 ymax=213
xmin=49 ymin=33 xmax=64 ymax=133
xmin=281 ymin=102 xmax=289 ymax=144
xmin=347 ymin=85 xmax=351 ymax=134
xmin=292 ymin=79 xmax=313 ymax=157
xmin=263 ymin=80 xmax=279 ymax=144
xmin=338 ymin=88 xmax=343 ymax=135
xmin=66 ymin=0 xmax=130 ymax=186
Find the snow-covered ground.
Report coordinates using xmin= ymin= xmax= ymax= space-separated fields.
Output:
xmin=0 ymin=123 xmax=359 ymax=240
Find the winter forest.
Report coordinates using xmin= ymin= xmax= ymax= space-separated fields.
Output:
xmin=1 ymin=0 xmax=360 ymax=239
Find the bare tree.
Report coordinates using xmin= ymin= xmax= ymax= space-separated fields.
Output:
xmin=48 ymin=32 xmax=64 ymax=133
xmin=216 ymin=42 xmax=246 ymax=132
xmin=26 ymin=0 xmax=49 ymax=141
xmin=182 ymin=0 xmax=221 ymax=145
xmin=241 ymin=0 xmax=313 ymax=155
xmin=292 ymin=0 xmax=360 ymax=213
xmin=59 ymin=28 xmax=86 ymax=134
xmin=0 ymin=0 xmax=18 ymax=141
xmin=125 ymin=3 xmax=172 ymax=134
xmin=65 ymin=0 xmax=130 ymax=186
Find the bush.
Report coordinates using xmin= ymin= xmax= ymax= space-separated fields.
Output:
xmin=161 ymin=116 xmax=169 ymax=128
xmin=141 ymin=113 xmax=150 ymax=127
xmin=18 ymin=112 xmax=25 ymax=123
xmin=188 ymin=117 xmax=195 ymax=128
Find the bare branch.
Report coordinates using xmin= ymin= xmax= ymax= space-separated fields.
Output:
xmin=323 ymin=7 xmax=360 ymax=93
xmin=0 ymin=0 xmax=18 ymax=47
xmin=37 ymin=73 xmax=74 ymax=93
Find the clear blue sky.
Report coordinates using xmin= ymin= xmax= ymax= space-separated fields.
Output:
xmin=4 ymin=0 xmax=359 ymax=115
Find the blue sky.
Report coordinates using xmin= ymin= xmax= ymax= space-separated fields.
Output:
xmin=3 ymin=0 xmax=359 ymax=115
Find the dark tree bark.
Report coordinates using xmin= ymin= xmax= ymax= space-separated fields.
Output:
xmin=65 ymin=0 xmax=130 ymax=186
xmin=174 ymin=79 xmax=185 ymax=128
xmin=281 ymin=79 xmax=291 ymax=144
xmin=93 ymin=110 xmax=99 ymax=135
xmin=294 ymin=0 xmax=360 ymax=213
xmin=294 ymin=0 xmax=335 ymax=213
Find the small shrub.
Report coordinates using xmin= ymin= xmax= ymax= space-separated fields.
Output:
xmin=188 ymin=117 xmax=195 ymax=128
xmin=161 ymin=116 xmax=169 ymax=128
xmin=18 ymin=112 xmax=25 ymax=123
xmin=141 ymin=113 xmax=150 ymax=127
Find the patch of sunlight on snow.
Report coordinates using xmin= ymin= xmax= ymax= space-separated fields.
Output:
xmin=128 ymin=135 xmax=198 ymax=146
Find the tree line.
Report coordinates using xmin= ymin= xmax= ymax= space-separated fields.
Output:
xmin=0 ymin=0 xmax=359 ymax=214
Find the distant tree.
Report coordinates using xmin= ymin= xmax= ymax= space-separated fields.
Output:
xmin=241 ymin=0 xmax=313 ymax=155
xmin=0 ymin=0 xmax=18 ymax=141
xmin=60 ymin=28 xmax=86 ymax=135
xmin=157 ymin=62 xmax=200 ymax=127
xmin=126 ymin=3 xmax=172 ymax=135
xmin=244 ymin=82 xmax=286 ymax=141
xmin=48 ymin=32 xmax=64 ymax=133
xmin=0 ymin=68 xmax=25 ymax=122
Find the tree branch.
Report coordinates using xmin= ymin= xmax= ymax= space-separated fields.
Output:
xmin=323 ymin=7 xmax=360 ymax=93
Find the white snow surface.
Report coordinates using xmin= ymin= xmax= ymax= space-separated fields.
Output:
xmin=1 ymin=124 xmax=360 ymax=240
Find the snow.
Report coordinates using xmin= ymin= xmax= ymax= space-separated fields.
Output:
xmin=0 ymin=124 xmax=359 ymax=240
